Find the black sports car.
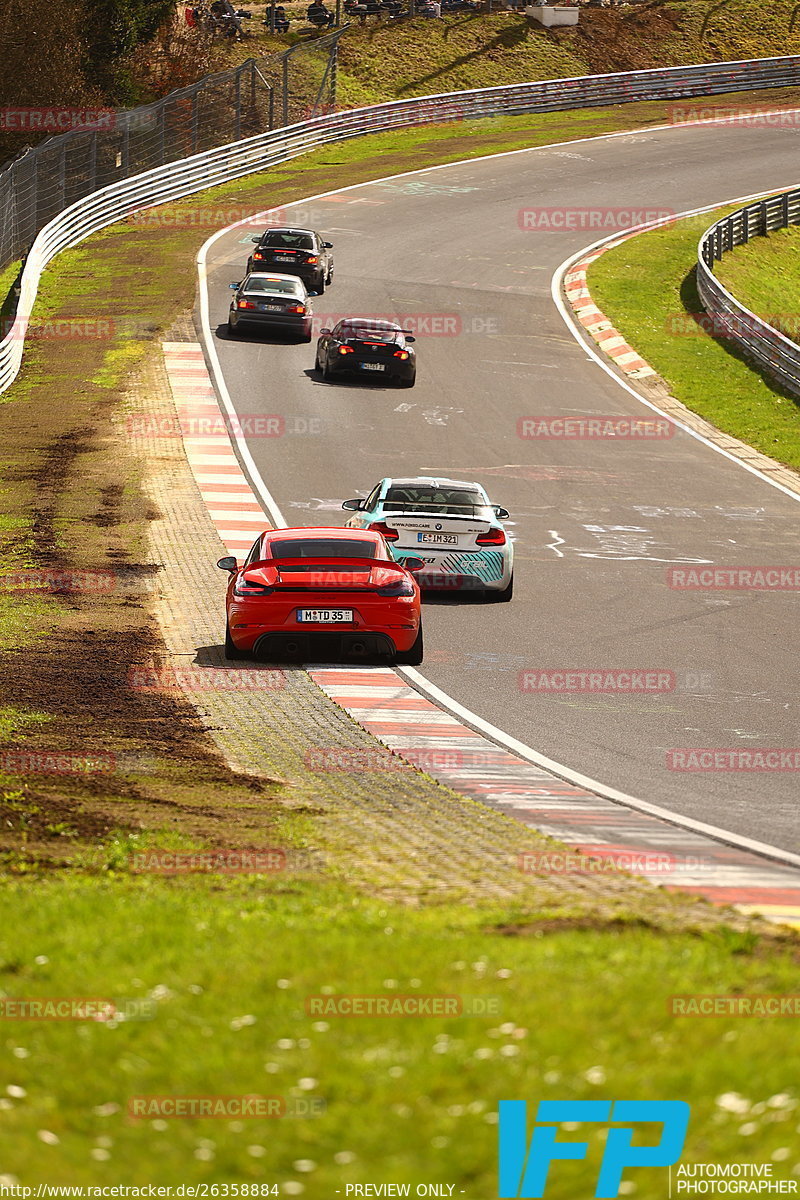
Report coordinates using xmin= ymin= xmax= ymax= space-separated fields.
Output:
xmin=315 ymin=319 xmax=416 ymax=387
xmin=227 ymin=273 xmax=312 ymax=341
xmin=246 ymin=227 xmax=333 ymax=294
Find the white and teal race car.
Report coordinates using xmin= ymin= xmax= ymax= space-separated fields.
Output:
xmin=342 ymin=476 xmax=514 ymax=602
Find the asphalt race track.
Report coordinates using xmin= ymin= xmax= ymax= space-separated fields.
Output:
xmin=199 ymin=119 xmax=800 ymax=854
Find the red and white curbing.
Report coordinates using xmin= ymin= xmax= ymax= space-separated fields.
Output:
xmin=162 ymin=342 xmax=264 ymax=557
xmin=564 ymin=245 xmax=658 ymax=380
xmin=162 ymin=341 xmax=800 ymax=928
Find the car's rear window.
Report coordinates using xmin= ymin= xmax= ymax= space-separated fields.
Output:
xmin=342 ymin=325 xmax=400 ymax=342
xmin=383 ymin=487 xmax=492 ymax=517
xmin=260 ymin=232 xmax=315 ymax=250
xmin=244 ymin=277 xmax=301 ymax=294
xmin=269 ymin=539 xmax=377 ymax=560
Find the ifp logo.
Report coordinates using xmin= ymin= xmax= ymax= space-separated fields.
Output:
xmin=498 ymin=1100 xmax=690 ymax=1198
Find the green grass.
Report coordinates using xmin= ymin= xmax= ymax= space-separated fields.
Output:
xmin=0 ymin=877 xmax=797 ymax=1186
xmin=715 ymin=221 xmax=800 ymax=340
xmin=588 ymin=207 xmax=800 ymax=472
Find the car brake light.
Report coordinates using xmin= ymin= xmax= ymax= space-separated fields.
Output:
xmin=476 ymin=528 xmax=506 ymax=546
xmin=369 ymin=522 xmax=399 ymax=541
xmin=286 ymin=304 xmax=306 ymax=314
xmin=234 ymin=579 xmax=274 ymax=596
xmin=339 ymin=345 xmax=354 ymax=355
xmin=253 ymin=252 xmax=264 ymax=259
xmin=377 ymin=578 xmax=415 ymax=596
xmin=237 ymin=299 xmax=256 ymax=310
xmin=393 ymin=350 xmax=409 ymax=360
xmin=306 ymin=255 xmax=318 ymax=264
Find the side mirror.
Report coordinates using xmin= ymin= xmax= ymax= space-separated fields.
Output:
xmin=251 ymin=236 xmax=262 ymax=244
xmin=342 ymin=498 xmax=365 ymax=511
xmin=217 ymin=556 xmax=238 ymax=572
xmin=229 ymin=282 xmax=242 ymax=290
xmin=323 ymin=241 xmax=333 ymax=248
xmin=404 ymin=335 xmax=416 ymax=344
xmin=494 ymin=506 xmax=510 ymax=520
xmin=319 ymin=327 xmax=332 ymax=336
xmin=402 ymin=557 xmax=425 ymax=572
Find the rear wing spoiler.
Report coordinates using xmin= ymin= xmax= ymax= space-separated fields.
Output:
xmin=243 ymin=556 xmax=411 ymax=576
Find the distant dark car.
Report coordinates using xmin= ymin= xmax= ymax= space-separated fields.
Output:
xmin=246 ymin=228 xmax=334 ymax=294
xmin=315 ymin=319 xmax=416 ymax=386
xmin=227 ymin=273 xmax=312 ymax=341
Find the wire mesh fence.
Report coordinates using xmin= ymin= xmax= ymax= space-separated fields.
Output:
xmin=0 ymin=28 xmax=345 ymax=274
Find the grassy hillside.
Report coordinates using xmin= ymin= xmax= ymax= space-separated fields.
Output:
xmin=200 ymin=0 xmax=800 ymax=108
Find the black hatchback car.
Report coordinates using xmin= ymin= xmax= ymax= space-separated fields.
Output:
xmin=246 ymin=228 xmax=333 ymax=294
xmin=315 ymin=319 xmax=416 ymax=387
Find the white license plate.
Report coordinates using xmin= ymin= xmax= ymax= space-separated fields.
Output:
xmin=296 ymin=609 xmax=354 ymax=623
xmin=275 ymin=255 xmax=294 ymax=262
xmin=360 ymin=362 xmax=385 ymax=372
xmin=418 ymin=532 xmax=458 ymax=545
xmin=261 ymin=304 xmax=284 ymax=312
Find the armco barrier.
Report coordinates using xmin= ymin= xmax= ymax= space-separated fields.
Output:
xmin=697 ymin=187 xmax=800 ymax=397
xmin=3 ymin=54 xmax=800 ymax=395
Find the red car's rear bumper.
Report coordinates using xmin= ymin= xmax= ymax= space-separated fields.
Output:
xmin=228 ymin=594 xmax=420 ymax=656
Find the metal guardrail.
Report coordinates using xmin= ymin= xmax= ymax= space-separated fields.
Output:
xmin=697 ymin=188 xmax=800 ymax=397
xmin=0 ymin=28 xmax=345 ymax=274
xmin=3 ymin=53 xmax=800 ymax=395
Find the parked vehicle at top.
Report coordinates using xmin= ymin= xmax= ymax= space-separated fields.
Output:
xmin=227 ymin=272 xmax=312 ymax=341
xmin=315 ymin=319 xmax=416 ymax=386
xmin=342 ymin=476 xmax=513 ymax=600
xmin=246 ymin=228 xmax=333 ymax=294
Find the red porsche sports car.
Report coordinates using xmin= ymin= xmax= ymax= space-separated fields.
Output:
xmin=218 ymin=527 xmax=425 ymax=664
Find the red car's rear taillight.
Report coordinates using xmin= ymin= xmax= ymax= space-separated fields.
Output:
xmin=339 ymin=345 xmax=354 ymax=355
xmin=253 ymin=252 xmax=265 ymax=260
xmin=286 ymin=304 xmax=306 ymax=314
xmin=393 ymin=350 xmax=409 ymax=360
xmin=306 ymin=255 xmax=319 ymax=264
xmin=369 ymin=522 xmax=399 ymax=541
xmin=476 ymin=528 xmax=506 ymax=546
xmin=237 ymin=299 xmax=256 ymax=310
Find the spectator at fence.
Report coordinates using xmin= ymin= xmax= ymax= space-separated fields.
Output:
xmin=274 ymin=4 xmax=290 ymax=28
xmin=307 ymin=0 xmax=335 ymax=23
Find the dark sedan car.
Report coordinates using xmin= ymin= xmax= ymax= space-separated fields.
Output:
xmin=227 ymin=273 xmax=312 ymax=341
xmin=246 ymin=227 xmax=333 ymax=294
xmin=315 ymin=319 xmax=416 ymax=387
